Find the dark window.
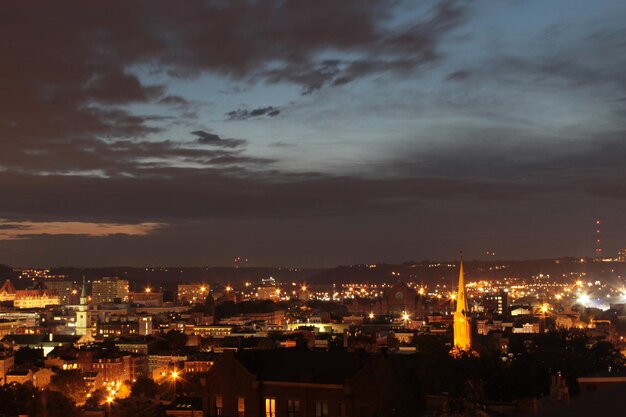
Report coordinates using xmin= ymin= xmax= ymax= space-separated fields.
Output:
xmin=315 ymin=401 xmax=328 ymax=417
xmin=287 ymin=399 xmax=300 ymax=417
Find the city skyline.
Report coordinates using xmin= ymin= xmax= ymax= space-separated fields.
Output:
xmin=1 ymin=0 xmax=626 ymax=267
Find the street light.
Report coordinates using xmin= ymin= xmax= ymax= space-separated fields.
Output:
xmin=106 ymin=396 xmax=113 ymax=417
xmin=402 ymin=312 xmax=410 ymax=328
xmin=171 ymin=370 xmax=180 ymax=398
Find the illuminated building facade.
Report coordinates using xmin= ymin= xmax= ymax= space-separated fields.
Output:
xmin=453 ymin=260 xmax=472 ymax=351
xmin=92 ymin=277 xmax=129 ymax=303
xmin=129 ymin=291 xmax=164 ymax=306
xmin=97 ymin=320 xmax=140 ymax=337
xmin=0 ymin=280 xmax=16 ymax=302
xmin=177 ymin=284 xmax=209 ymax=304
xmin=43 ymin=280 xmax=75 ymax=304
xmin=383 ymin=281 xmax=419 ymax=315
xmin=92 ymin=354 xmax=132 ymax=383
xmin=14 ymin=289 xmax=61 ymax=309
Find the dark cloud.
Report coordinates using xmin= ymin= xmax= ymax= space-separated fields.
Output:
xmin=0 ymin=135 xmax=264 ymax=176
xmin=226 ymin=106 xmax=280 ymax=121
xmin=0 ymin=0 xmax=464 ymax=176
xmin=445 ymin=70 xmax=471 ymax=81
xmin=158 ymin=95 xmax=189 ymax=106
xmin=0 ymin=224 xmax=32 ymax=231
xmin=0 ymin=168 xmax=543 ymax=226
xmin=268 ymin=142 xmax=296 ymax=148
xmin=191 ymin=130 xmax=247 ymax=148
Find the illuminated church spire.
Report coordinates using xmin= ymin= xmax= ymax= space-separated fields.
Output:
xmin=453 ymin=255 xmax=472 ymax=351
xmin=76 ymin=275 xmax=90 ymax=336
xmin=80 ymin=275 xmax=87 ymax=304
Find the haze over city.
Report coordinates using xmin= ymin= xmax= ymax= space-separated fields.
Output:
xmin=1 ymin=0 xmax=626 ymax=267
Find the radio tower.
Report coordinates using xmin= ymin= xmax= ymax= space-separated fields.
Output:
xmin=595 ymin=219 xmax=602 ymax=258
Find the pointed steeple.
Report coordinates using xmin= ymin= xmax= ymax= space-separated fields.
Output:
xmin=453 ymin=252 xmax=472 ymax=352
xmin=76 ymin=275 xmax=90 ymax=336
xmin=80 ymin=276 xmax=87 ymax=304
xmin=456 ymin=256 xmax=467 ymax=315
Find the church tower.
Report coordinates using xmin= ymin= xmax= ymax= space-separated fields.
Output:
xmin=76 ymin=276 xmax=91 ymax=336
xmin=453 ymin=257 xmax=472 ymax=351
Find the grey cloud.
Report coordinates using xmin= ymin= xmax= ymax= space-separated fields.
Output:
xmin=191 ymin=130 xmax=247 ymax=148
xmin=445 ymin=70 xmax=471 ymax=81
xmin=226 ymin=106 xmax=280 ymax=121
xmin=158 ymin=95 xmax=189 ymax=106
xmin=0 ymin=165 xmax=559 ymax=226
xmin=0 ymin=0 xmax=467 ymax=185
xmin=0 ymin=224 xmax=33 ymax=231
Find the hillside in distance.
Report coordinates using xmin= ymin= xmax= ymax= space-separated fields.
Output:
xmin=305 ymin=258 xmax=626 ymax=287
xmin=1 ymin=258 xmax=624 ymax=290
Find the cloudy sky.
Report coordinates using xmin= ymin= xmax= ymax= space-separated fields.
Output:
xmin=1 ymin=0 xmax=626 ymax=267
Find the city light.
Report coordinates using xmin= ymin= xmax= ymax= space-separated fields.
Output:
xmin=577 ymin=294 xmax=590 ymax=306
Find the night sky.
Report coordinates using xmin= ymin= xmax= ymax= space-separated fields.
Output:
xmin=1 ymin=0 xmax=626 ymax=267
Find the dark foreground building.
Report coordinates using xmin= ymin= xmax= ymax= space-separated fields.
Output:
xmin=205 ymin=349 xmax=388 ymax=417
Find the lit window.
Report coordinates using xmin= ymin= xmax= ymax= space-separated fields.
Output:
xmin=215 ymin=395 xmax=223 ymax=416
xmin=265 ymin=398 xmax=276 ymax=417
xmin=287 ymin=400 xmax=300 ymax=417
xmin=315 ymin=401 xmax=328 ymax=417
xmin=238 ymin=397 xmax=245 ymax=417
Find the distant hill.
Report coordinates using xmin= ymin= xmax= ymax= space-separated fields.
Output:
xmin=47 ymin=266 xmax=323 ymax=290
xmin=0 ymin=258 xmax=624 ymax=289
xmin=305 ymin=258 xmax=626 ymax=286
xmin=0 ymin=264 xmax=16 ymax=280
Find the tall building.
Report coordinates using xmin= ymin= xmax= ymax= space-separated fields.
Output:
xmin=257 ymin=277 xmax=279 ymax=300
xmin=75 ymin=278 xmax=91 ymax=336
xmin=617 ymin=248 xmax=626 ymax=262
xmin=483 ymin=290 xmax=508 ymax=315
xmin=44 ymin=280 xmax=75 ymax=305
xmin=453 ymin=259 xmax=472 ymax=351
xmin=91 ymin=277 xmax=129 ymax=304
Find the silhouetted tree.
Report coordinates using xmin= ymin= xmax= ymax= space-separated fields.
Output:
xmin=131 ymin=376 xmax=159 ymax=398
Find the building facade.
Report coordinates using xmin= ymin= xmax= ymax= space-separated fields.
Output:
xmin=92 ymin=278 xmax=129 ymax=304
xmin=14 ymin=289 xmax=61 ymax=309
xmin=205 ymin=350 xmax=388 ymax=417
xmin=177 ymin=284 xmax=210 ymax=305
